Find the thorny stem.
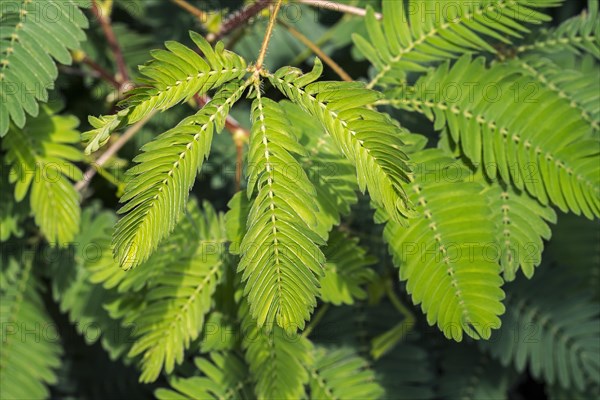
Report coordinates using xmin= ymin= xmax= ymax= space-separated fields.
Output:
xmin=255 ymin=0 xmax=284 ymax=74
xmin=76 ymin=112 xmax=156 ymax=193
xmin=297 ymin=0 xmax=382 ymax=20
xmin=207 ymin=0 xmax=272 ymax=43
xmin=91 ymin=0 xmax=130 ymax=85
xmin=278 ymin=19 xmax=352 ymax=82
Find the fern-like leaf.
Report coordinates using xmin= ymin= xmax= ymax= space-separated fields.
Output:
xmin=0 ymin=0 xmax=90 ymax=135
xmin=480 ymin=267 xmax=600 ymax=390
xmin=385 ymin=55 xmax=600 ymax=218
xmin=320 ymin=231 xmax=377 ymax=305
xmin=515 ymin=0 xmax=599 ymax=59
xmin=238 ymin=93 xmax=325 ymax=332
xmin=48 ymin=204 xmax=133 ymax=360
xmin=121 ymin=201 xmax=227 ymax=382
xmin=2 ymin=107 xmax=82 ymax=245
xmin=481 ymin=178 xmax=556 ymax=281
xmin=280 ymin=100 xmax=359 ymax=238
xmin=308 ymin=346 xmax=384 ymax=400
xmin=82 ymin=32 xmax=247 ymax=154
xmin=0 ymin=169 xmax=26 ymax=241
xmin=384 ymin=148 xmax=505 ymax=341
xmin=353 ymin=0 xmax=560 ymax=88
xmin=509 ymin=54 xmax=600 ymax=131
xmin=239 ymin=297 xmax=311 ymax=400
xmin=112 ymin=81 xmax=247 ymax=269
xmin=155 ymin=352 xmax=253 ymax=400
xmin=0 ymin=256 xmax=62 ymax=399
xmin=269 ymin=59 xmax=412 ymax=223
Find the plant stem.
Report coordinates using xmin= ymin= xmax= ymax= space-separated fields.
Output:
xmin=76 ymin=112 xmax=156 ymax=193
xmin=207 ymin=0 xmax=272 ymax=43
xmin=302 ymin=304 xmax=330 ymax=338
xmin=91 ymin=0 xmax=130 ymax=84
xmin=170 ymin=0 xmax=208 ymax=21
xmin=297 ymin=0 xmax=382 ymax=20
xmin=385 ymin=279 xmax=415 ymax=327
xmin=278 ymin=19 xmax=352 ymax=82
xmin=255 ymin=0 xmax=284 ymax=73
xmin=81 ymin=56 xmax=122 ymax=89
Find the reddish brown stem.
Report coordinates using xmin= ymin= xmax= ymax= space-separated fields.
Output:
xmin=91 ymin=0 xmax=130 ymax=83
xmin=207 ymin=0 xmax=271 ymax=42
xmin=81 ymin=56 xmax=121 ymax=89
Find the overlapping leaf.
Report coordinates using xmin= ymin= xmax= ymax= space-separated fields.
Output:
xmin=0 ymin=256 xmax=62 ymax=399
xmin=480 ymin=267 xmax=600 ymax=390
xmin=0 ymin=0 xmax=90 ymax=135
xmin=385 ymin=55 xmax=600 ymax=218
xmin=308 ymin=346 xmax=384 ymax=400
xmin=82 ymin=32 xmax=247 ymax=154
xmin=155 ymin=353 xmax=253 ymax=400
xmin=269 ymin=59 xmax=412 ymax=223
xmin=353 ymin=0 xmax=560 ymax=88
xmin=238 ymin=94 xmax=325 ymax=332
xmin=2 ymin=107 xmax=82 ymax=245
xmin=384 ymin=148 xmax=505 ymax=341
xmin=112 ymin=81 xmax=247 ymax=268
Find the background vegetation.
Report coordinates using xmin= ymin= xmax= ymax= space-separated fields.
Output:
xmin=0 ymin=1 xmax=598 ymax=399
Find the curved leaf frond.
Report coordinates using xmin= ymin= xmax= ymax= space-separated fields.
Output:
xmin=515 ymin=0 xmax=599 ymax=58
xmin=480 ymin=267 xmax=600 ymax=391
xmin=2 ymin=108 xmax=82 ymax=245
xmin=385 ymin=55 xmax=600 ymax=218
xmin=320 ymin=231 xmax=377 ymax=306
xmin=384 ymin=148 xmax=505 ymax=341
xmin=0 ymin=0 xmax=89 ymax=135
xmin=269 ymin=59 xmax=413 ymax=223
xmin=352 ymin=0 xmax=560 ymax=88
xmin=239 ymin=298 xmax=311 ymax=400
xmin=280 ymin=100 xmax=359 ymax=238
xmin=82 ymin=32 xmax=247 ymax=154
xmin=481 ymin=178 xmax=556 ymax=281
xmin=309 ymin=346 xmax=384 ymax=400
xmin=509 ymin=54 xmax=600 ymax=131
xmin=124 ymin=201 xmax=227 ymax=382
xmin=155 ymin=353 xmax=253 ymax=400
xmin=0 ymin=256 xmax=62 ymax=399
xmin=239 ymin=93 xmax=325 ymax=332
xmin=112 ymin=81 xmax=247 ymax=269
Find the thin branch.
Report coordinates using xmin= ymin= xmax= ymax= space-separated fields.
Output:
xmin=81 ymin=56 xmax=121 ymax=89
xmin=76 ymin=112 xmax=156 ymax=193
xmin=91 ymin=0 xmax=130 ymax=84
xmin=207 ymin=0 xmax=272 ymax=43
xmin=170 ymin=0 xmax=208 ymax=21
xmin=255 ymin=0 xmax=284 ymax=72
xmin=302 ymin=304 xmax=330 ymax=337
xmin=296 ymin=0 xmax=382 ymax=19
xmin=278 ymin=19 xmax=353 ymax=82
